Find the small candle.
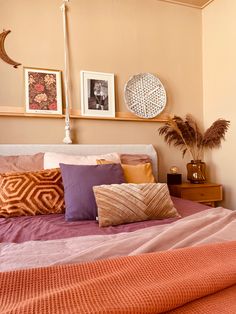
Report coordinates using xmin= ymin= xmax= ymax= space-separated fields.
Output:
xmin=170 ymin=166 xmax=179 ymax=174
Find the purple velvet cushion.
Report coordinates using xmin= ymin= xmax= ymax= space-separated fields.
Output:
xmin=60 ymin=163 xmax=126 ymax=221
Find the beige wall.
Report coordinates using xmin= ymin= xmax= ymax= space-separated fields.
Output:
xmin=202 ymin=0 xmax=236 ymax=209
xmin=0 ymin=0 xmax=203 ymax=182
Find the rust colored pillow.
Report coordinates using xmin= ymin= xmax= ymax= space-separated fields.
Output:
xmin=0 ymin=168 xmax=65 ymax=218
xmin=0 ymin=153 xmax=44 ymax=173
xmin=97 ymin=159 xmax=156 ymax=183
xmin=93 ymin=183 xmax=180 ymax=227
xmin=120 ymin=154 xmax=152 ymax=165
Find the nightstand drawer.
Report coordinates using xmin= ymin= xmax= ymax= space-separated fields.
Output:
xmin=168 ymin=183 xmax=223 ymax=206
xmin=181 ymin=186 xmax=222 ymax=202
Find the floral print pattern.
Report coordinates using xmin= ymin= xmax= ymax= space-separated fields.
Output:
xmin=28 ymin=72 xmax=58 ymax=111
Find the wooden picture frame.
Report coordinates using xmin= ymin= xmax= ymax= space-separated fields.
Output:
xmin=80 ymin=71 xmax=115 ymax=117
xmin=24 ymin=67 xmax=62 ymax=115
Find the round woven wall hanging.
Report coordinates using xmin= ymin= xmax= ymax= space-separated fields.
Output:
xmin=124 ymin=73 xmax=167 ymax=118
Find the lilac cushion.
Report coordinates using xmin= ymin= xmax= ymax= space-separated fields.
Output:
xmin=60 ymin=163 xmax=126 ymax=221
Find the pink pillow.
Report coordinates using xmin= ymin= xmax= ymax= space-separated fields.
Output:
xmin=0 ymin=153 xmax=44 ymax=173
xmin=120 ymin=154 xmax=152 ymax=165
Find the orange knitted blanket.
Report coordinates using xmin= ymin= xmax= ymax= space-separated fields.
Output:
xmin=0 ymin=241 xmax=236 ymax=314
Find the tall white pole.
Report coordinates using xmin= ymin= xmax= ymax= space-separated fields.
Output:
xmin=61 ymin=0 xmax=72 ymax=144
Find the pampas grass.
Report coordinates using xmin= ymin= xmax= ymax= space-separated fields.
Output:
xmin=158 ymin=114 xmax=230 ymax=160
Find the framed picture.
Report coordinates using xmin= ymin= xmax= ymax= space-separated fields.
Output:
xmin=80 ymin=71 xmax=115 ymax=117
xmin=24 ymin=67 xmax=62 ymax=114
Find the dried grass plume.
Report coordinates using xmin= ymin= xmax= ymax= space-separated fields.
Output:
xmin=158 ymin=114 xmax=230 ymax=160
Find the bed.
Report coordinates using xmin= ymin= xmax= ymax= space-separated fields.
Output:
xmin=0 ymin=144 xmax=235 ymax=313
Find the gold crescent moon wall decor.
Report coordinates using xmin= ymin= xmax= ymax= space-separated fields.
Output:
xmin=0 ymin=30 xmax=21 ymax=68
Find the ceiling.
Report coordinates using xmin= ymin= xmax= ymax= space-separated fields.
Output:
xmin=159 ymin=0 xmax=214 ymax=9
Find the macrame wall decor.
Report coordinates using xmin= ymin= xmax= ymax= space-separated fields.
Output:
xmin=0 ymin=29 xmax=21 ymax=68
xmin=124 ymin=73 xmax=167 ymax=119
xmin=60 ymin=0 xmax=72 ymax=144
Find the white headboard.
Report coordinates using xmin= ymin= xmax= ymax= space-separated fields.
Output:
xmin=0 ymin=144 xmax=158 ymax=180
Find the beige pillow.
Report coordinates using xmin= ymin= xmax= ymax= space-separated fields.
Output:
xmin=93 ymin=183 xmax=180 ymax=227
xmin=0 ymin=153 xmax=44 ymax=173
xmin=44 ymin=152 xmax=121 ymax=169
xmin=0 ymin=168 xmax=64 ymax=218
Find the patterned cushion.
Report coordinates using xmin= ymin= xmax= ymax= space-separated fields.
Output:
xmin=0 ymin=168 xmax=65 ymax=218
xmin=93 ymin=183 xmax=180 ymax=227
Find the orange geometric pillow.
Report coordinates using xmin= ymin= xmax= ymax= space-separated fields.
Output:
xmin=0 ymin=168 xmax=65 ymax=218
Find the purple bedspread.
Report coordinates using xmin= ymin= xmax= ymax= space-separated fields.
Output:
xmin=0 ymin=197 xmax=210 ymax=243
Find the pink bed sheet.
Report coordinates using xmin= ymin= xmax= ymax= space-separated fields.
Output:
xmin=0 ymin=197 xmax=210 ymax=243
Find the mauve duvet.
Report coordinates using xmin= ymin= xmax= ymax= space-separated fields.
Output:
xmin=0 ymin=197 xmax=209 ymax=243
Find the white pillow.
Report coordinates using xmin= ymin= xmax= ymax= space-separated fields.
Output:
xmin=44 ymin=152 xmax=121 ymax=169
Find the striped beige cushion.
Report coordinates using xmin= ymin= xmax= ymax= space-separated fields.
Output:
xmin=0 ymin=168 xmax=65 ymax=218
xmin=93 ymin=183 xmax=180 ymax=227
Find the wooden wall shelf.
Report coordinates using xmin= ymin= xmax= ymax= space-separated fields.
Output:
xmin=0 ymin=107 xmax=169 ymax=122
xmin=70 ymin=114 xmax=168 ymax=122
xmin=0 ymin=112 xmax=65 ymax=119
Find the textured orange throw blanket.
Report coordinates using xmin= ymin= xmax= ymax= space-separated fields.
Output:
xmin=1 ymin=241 xmax=236 ymax=314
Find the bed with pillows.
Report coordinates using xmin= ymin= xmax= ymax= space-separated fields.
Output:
xmin=0 ymin=144 xmax=235 ymax=313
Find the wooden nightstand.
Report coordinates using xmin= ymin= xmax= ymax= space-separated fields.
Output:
xmin=168 ymin=183 xmax=223 ymax=207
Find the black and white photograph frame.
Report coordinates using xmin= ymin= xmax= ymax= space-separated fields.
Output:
xmin=80 ymin=71 xmax=115 ymax=117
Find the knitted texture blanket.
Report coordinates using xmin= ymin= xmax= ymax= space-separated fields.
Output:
xmin=0 ymin=240 xmax=236 ymax=313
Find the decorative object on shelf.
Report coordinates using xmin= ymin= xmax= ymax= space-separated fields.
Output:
xmin=80 ymin=71 xmax=115 ymax=118
xmin=60 ymin=0 xmax=72 ymax=144
xmin=0 ymin=29 xmax=21 ymax=68
xmin=167 ymin=166 xmax=182 ymax=185
xmin=124 ymin=73 xmax=166 ymax=119
xmin=24 ymin=67 xmax=62 ymax=115
xmin=159 ymin=114 xmax=230 ymax=184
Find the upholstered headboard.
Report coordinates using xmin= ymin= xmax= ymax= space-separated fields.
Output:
xmin=0 ymin=144 xmax=158 ymax=180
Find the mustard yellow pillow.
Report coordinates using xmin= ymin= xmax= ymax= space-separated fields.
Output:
xmin=97 ymin=160 xmax=156 ymax=183
xmin=121 ymin=163 xmax=155 ymax=183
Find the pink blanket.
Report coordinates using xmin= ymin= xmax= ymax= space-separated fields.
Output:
xmin=1 ymin=207 xmax=235 ymax=272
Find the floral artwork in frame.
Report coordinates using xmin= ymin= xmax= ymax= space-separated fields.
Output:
xmin=80 ymin=71 xmax=115 ymax=117
xmin=24 ymin=67 xmax=62 ymax=114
